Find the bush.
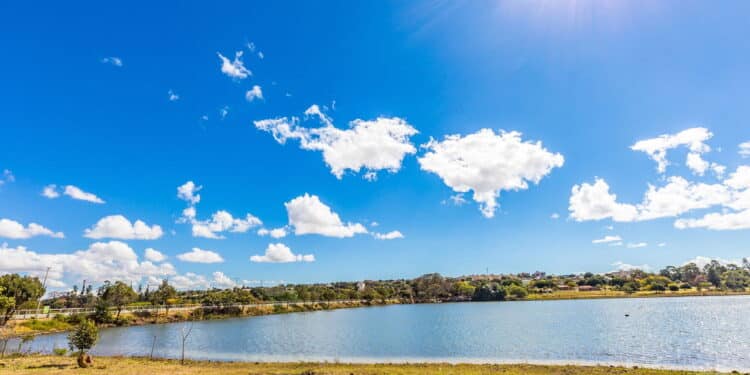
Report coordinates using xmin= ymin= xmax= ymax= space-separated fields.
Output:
xmin=506 ymin=285 xmax=528 ymax=299
xmin=68 ymin=319 xmax=99 ymax=368
xmin=53 ymin=347 xmax=67 ymax=356
xmin=668 ymin=283 xmax=680 ymax=291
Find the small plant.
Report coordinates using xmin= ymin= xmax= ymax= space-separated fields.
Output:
xmin=53 ymin=347 xmax=67 ymax=356
xmin=67 ymin=319 xmax=98 ymax=368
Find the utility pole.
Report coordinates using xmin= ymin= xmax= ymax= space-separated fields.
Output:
xmin=36 ymin=267 xmax=51 ymax=314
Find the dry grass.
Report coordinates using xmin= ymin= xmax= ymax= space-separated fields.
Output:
xmin=0 ymin=355 xmax=732 ymax=375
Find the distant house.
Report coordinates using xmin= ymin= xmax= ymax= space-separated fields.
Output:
xmin=557 ymin=284 xmax=572 ymax=290
xmin=356 ymin=281 xmax=366 ymax=292
xmin=578 ymin=285 xmax=601 ymax=292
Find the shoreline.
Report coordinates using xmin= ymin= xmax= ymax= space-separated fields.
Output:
xmin=7 ymin=292 xmax=749 ymax=339
xmin=0 ymin=355 xmax=737 ymax=374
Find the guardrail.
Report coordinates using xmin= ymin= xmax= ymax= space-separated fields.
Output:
xmin=11 ymin=299 xmax=398 ymax=320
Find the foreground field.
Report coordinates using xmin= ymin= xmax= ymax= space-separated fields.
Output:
xmin=0 ymin=356 xmax=733 ymax=375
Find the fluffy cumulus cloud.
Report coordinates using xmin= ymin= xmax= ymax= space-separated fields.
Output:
xmin=285 ymin=194 xmax=367 ymax=237
xmin=372 ymin=230 xmax=404 ymax=240
xmin=0 ymin=218 xmax=64 ymax=239
xmin=419 ymin=129 xmax=564 ymax=218
xmin=177 ymin=247 xmax=224 ymax=263
xmin=176 ymin=181 xmax=262 ymax=238
xmin=569 ymin=179 xmax=639 ymax=222
xmin=592 ymin=235 xmax=622 ymax=244
xmin=217 ymin=51 xmax=251 ymax=79
xmin=177 ymin=181 xmax=202 ymax=205
xmin=257 ymin=227 xmax=287 ymax=239
xmin=0 ymin=241 xmax=175 ymax=287
xmin=245 ymin=85 xmax=263 ymax=102
xmin=250 ymin=243 xmax=315 ymax=263
xmin=190 ymin=210 xmax=262 ymax=239
xmin=84 ymin=215 xmax=163 ymax=240
xmin=255 ymin=105 xmax=418 ymax=180
xmin=144 ymin=248 xmax=167 ymax=262
xmin=630 ymin=127 xmax=713 ymax=174
xmin=572 ymin=128 xmax=750 ymax=231
xmin=211 ymin=271 xmax=237 ymax=288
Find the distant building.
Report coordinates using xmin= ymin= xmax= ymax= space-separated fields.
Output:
xmin=357 ymin=281 xmax=366 ymax=292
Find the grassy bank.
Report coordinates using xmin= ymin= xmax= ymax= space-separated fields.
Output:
xmin=0 ymin=355 xmax=732 ymax=375
xmin=5 ymin=300 xmax=397 ymax=337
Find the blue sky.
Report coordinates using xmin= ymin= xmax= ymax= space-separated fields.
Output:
xmin=1 ymin=1 xmax=750 ymax=289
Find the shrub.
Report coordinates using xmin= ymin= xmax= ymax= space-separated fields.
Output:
xmin=67 ymin=320 xmax=99 ymax=368
xmin=53 ymin=347 xmax=67 ymax=356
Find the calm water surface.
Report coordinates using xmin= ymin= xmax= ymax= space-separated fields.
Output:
xmin=19 ymin=296 xmax=750 ymax=371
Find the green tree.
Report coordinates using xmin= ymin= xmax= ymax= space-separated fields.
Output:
xmin=151 ymin=279 xmax=177 ymax=317
xmin=101 ymin=281 xmax=137 ymax=318
xmin=0 ymin=274 xmax=45 ymax=326
xmin=68 ymin=320 xmax=99 ymax=368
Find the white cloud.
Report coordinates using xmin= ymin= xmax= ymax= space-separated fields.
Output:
xmin=168 ymin=90 xmax=179 ymax=101
xmin=217 ymin=51 xmax=251 ymax=79
xmin=101 ymin=57 xmax=123 ymax=67
xmin=245 ymin=85 xmax=263 ymax=102
xmin=739 ymin=142 xmax=750 ymax=158
xmin=0 ymin=241 xmax=176 ymax=287
xmin=570 ymin=177 xmax=730 ymax=222
xmin=658 ymin=242 xmax=667 ymax=247
xmin=64 ymin=185 xmax=105 ymax=204
xmin=257 ymin=227 xmax=287 ymax=239
xmin=246 ymin=42 xmax=256 ymax=52
xmin=220 ymin=106 xmax=229 ymax=120
xmin=191 ymin=210 xmax=262 ymax=239
xmin=674 ymin=209 xmax=750 ymax=230
xmin=84 ymin=215 xmax=163 ymax=240
xmin=637 ymin=177 xmax=730 ymax=220
xmin=250 ymin=243 xmax=315 ymax=263
xmin=631 ymin=127 xmax=713 ymax=173
xmin=258 ymin=51 xmax=264 ymax=59
xmin=419 ymin=129 xmax=564 ymax=218
xmin=725 ymin=166 xmax=750 ymax=190
xmin=0 ymin=169 xmax=14 ymax=186
xmin=151 ymin=273 xmax=207 ymax=290
xmin=611 ymin=261 xmax=651 ymax=272
xmin=685 ymin=152 xmax=710 ymax=176
xmin=177 ymin=248 xmax=224 ymax=263
xmin=177 ymin=181 xmax=202 ymax=205
xmin=682 ymin=255 xmax=741 ymax=269
xmin=211 ymin=271 xmax=237 ymax=288
xmin=550 ymin=213 xmax=560 ymax=219
xmin=42 ymin=184 xmax=60 ymax=198
xmin=255 ymin=106 xmax=418 ymax=180
xmin=285 ymin=194 xmax=367 ymax=237
xmin=0 ymin=218 xmax=64 ymax=239
xmin=176 ymin=181 xmax=262 ymax=238
xmin=627 ymin=242 xmax=648 ymax=248
xmin=144 ymin=248 xmax=167 ymax=262
xmin=372 ymin=230 xmax=404 ymax=240
xmin=569 ymin=179 xmax=638 ymax=222
xmin=592 ymin=235 xmax=622 ymax=244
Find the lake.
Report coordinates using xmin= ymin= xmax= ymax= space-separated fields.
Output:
xmin=17 ymin=296 xmax=750 ymax=371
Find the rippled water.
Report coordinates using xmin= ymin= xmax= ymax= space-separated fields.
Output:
xmin=17 ymin=296 xmax=750 ymax=371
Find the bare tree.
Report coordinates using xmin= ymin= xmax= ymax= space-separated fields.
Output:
xmin=179 ymin=323 xmax=193 ymax=365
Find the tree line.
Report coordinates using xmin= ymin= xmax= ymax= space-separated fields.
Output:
xmin=2 ymin=258 xmax=749 ymax=326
